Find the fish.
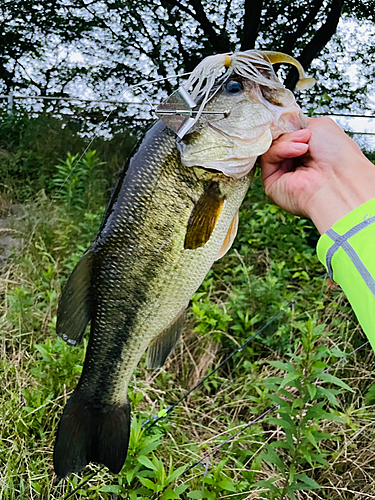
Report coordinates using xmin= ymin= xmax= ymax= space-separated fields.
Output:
xmin=53 ymin=50 xmax=312 ymax=480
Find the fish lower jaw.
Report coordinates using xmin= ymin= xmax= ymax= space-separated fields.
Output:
xmin=186 ymin=157 xmax=257 ymax=179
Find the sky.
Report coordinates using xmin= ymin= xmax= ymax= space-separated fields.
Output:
xmin=2 ymin=9 xmax=375 ymax=148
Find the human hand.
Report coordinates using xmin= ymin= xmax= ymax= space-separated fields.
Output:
xmin=260 ymin=117 xmax=375 ymax=233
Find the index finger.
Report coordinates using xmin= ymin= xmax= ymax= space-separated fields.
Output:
xmin=262 ymin=129 xmax=311 ymax=165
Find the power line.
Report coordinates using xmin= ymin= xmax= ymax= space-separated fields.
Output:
xmin=344 ymin=131 xmax=375 ymax=136
xmin=2 ymin=94 xmax=375 ymax=119
xmin=0 ymin=94 xmax=155 ymax=106
xmin=318 ymin=112 xmax=375 ymax=119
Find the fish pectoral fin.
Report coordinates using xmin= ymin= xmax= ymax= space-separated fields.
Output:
xmin=146 ymin=308 xmax=186 ymax=369
xmin=215 ymin=212 xmax=239 ymax=261
xmin=56 ymin=249 xmax=94 ymax=346
xmin=184 ymin=183 xmax=225 ymax=250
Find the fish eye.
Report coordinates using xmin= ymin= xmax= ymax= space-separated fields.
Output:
xmin=224 ymin=80 xmax=243 ymax=94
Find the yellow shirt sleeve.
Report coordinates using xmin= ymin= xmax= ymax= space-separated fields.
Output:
xmin=316 ymin=198 xmax=375 ymax=350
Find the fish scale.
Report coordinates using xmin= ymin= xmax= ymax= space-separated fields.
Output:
xmin=53 ymin=50 xmax=309 ymax=479
xmin=53 ymin=120 xmax=250 ymax=479
xmin=83 ymin=122 xmax=250 ymax=401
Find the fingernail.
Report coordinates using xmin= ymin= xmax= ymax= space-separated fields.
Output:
xmin=290 ymin=143 xmax=308 ymax=152
xmin=291 ymin=129 xmax=308 ymax=137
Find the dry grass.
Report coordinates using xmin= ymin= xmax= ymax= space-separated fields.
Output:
xmin=2 ymin=197 xmax=375 ymax=499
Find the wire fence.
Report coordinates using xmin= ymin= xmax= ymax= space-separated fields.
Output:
xmin=2 ymin=93 xmax=375 ymax=136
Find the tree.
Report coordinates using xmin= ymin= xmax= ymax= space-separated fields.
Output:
xmin=0 ymin=1 xmax=95 ymax=95
xmin=1 ymin=0 xmax=375 ymax=131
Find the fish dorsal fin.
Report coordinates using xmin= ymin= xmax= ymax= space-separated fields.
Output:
xmin=56 ymin=249 xmax=94 ymax=346
xmin=146 ymin=308 xmax=186 ymax=369
xmin=216 ymin=212 xmax=239 ymax=261
xmin=184 ymin=183 xmax=224 ymax=250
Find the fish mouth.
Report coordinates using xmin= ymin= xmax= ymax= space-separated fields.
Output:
xmin=179 ymin=102 xmax=306 ymax=179
xmin=179 ymin=123 xmax=273 ymax=179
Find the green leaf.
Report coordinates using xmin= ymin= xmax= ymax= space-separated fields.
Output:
xmin=139 ymin=439 xmax=161 ymax=456
xmin=295 ymin=474 xmax=320 ymax=489
xmin=268 ymin=394 xmax=290 ymax=410
xmin=300 ymin=446 xmax=313 ymax=465
xmin=267 ymin=416 xmax=295 ymax=430
xmin=268 ymin=361 xmax=292 ymax=371
xmin=137 ymin=455 xmax=158 ymax=471
xmin=316 ymin=387 xmax=341 ymax=407
xmin=252 ymin=479 xmax=278 ymax=493
xmin=168 ymin=465 xmax=187 ymax=483
xmin=302 ymin=428 xmax=319 ymax=450
xmin=317 ymin=372 xmax=354 ymax=392
xmin=175 ymin=485 xmax=189 ymax=495
xmin=292 ymin=398 xmax=304 ymax=410
xmin=217 ymin=480 xmax=237 ymax=492
xmin=162 ymin=489 xmax=180 ymax=500
xmin=270 ymin=440 xmax=294 ymax=451
xmin=312 ymin=431 xmax=332 ymax=442
xmin=306 ymin=383 xmax=317 ymax=400
xmin=321 ymin=411 xmax=346 ymax=423
xmin=187 ymin=491 xmax=205 ymax=499
xmin=330 ymin=348 xmax=348 ymax=358
xmin=261 ymin=447 xmax=285 ymax=472
xmin=279 ymin=372 xmax=301 ymax=389
xmin=310 ymin=452 xmax=329 ymax=466
xmin=286 ymin=487 xmax=297 ymax=499
xmin=139 ymin=477 xmax=157 ymax=491
xmin=99 ymin=485 xmax=122 ymax=493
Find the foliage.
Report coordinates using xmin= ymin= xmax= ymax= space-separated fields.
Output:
xmin=1 ymin=148 xmax=375 ymax=500
xmin=52 ymin=150 xmax=106 ymax=209
xmin=0 ymin=0 xmax=94 ymax=94
xmin=0 ymin=111 xmax=137 ymax=202
xmin=2 ymin=1 xmax=375 ymax=133
xmin=255 ymin=319 xmax=349 ymax=498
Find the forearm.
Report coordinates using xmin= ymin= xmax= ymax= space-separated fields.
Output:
xmin=308 ymin=157 xmax=375 ymax=234
xmin=317 ymin=198 xmax=375 ymax=349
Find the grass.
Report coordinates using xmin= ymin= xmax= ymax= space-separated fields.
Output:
xmin=1 ymin=161 xmax=375 ymax=499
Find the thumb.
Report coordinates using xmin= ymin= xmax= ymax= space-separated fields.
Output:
xmin=260 ymin=129 xmax=311 ymax=186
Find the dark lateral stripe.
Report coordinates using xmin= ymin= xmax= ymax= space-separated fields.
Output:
xmin=326 ymin=219 xmax=375 ymax=297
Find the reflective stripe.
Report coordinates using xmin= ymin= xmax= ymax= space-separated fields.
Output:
xmin=326 ymin=224 xmax=375 ymax=298
xmin=325 ymin=215 xmax=375 ymax=278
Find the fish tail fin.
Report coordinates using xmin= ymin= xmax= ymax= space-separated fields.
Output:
xmin=53 ymin=391 xmax=131 ymax=481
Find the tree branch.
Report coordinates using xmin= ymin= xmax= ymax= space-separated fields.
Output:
xmin=284 ymin=0 xmax=344 ymax=89
xmin=240 ymin=0 xmax=263 ymax=51
xmin=221 ymin=0 xmax=232 ymax=37
xmin=282 ymin=0 xmax=325 ymax=54
xmin=162 ymin=0 xmax=230 ymax=52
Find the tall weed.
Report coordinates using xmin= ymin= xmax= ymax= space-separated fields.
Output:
xmin=1 ymin=153 xmax=375 ymax=499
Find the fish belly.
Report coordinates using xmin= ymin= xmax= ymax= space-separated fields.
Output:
xmin=54 ymin=121 xmax=251 ymax=480
xmin=77 ymin=122 xmax=251 ymax=405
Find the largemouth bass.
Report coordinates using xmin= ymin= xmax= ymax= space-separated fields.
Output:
xmin=53 ymin=50 xmax=312 ymax=479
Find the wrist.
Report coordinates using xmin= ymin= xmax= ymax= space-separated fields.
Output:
xmin=307 ymin=158 xmax=375 ymax=234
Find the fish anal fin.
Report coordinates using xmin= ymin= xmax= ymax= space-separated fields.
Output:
xmin=216 ymin=212 xmax=239 ymax=261
xmin=56 ymin=250 xmax=94 ymax=346
xmin=184 ymin=184 xmax=224 ymax=250
xmin=147 ymin=309 xmax=186 ymax=369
